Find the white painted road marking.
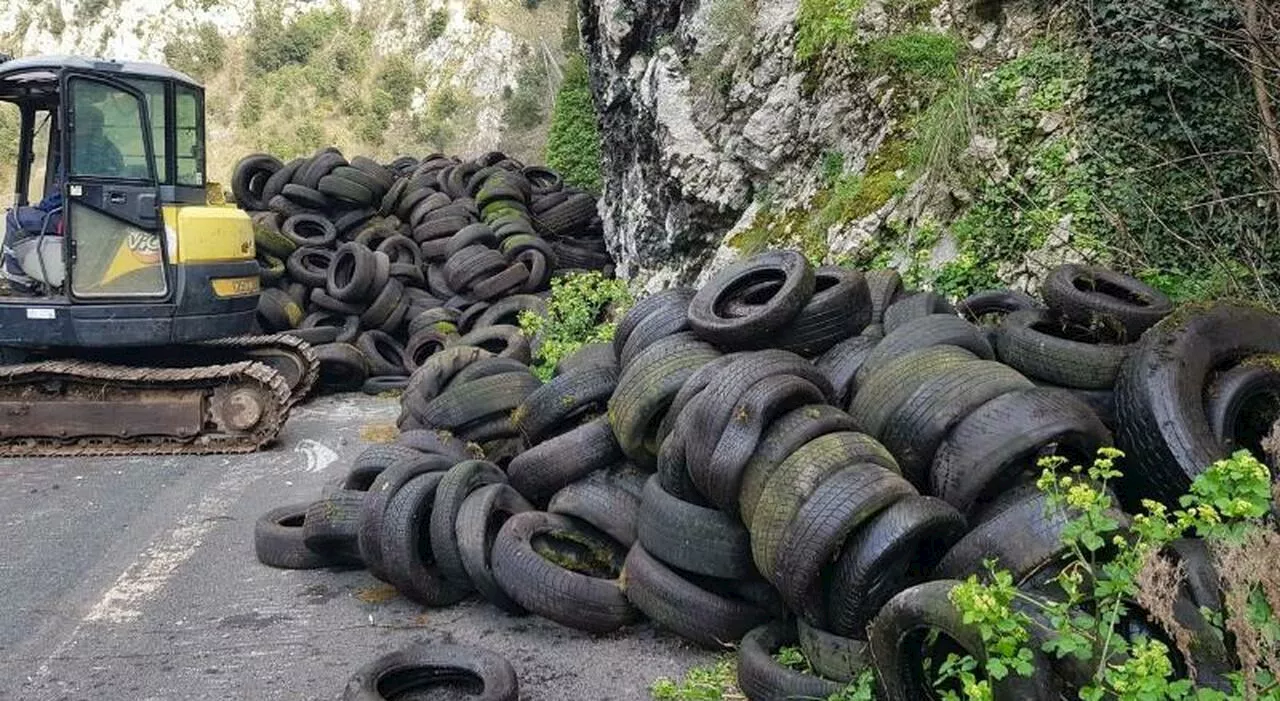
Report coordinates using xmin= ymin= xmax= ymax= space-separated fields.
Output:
xmin=294 ymin=439 xmax=339 ymax=474
xmin=83 ymin=465 xmax=254 ymax=623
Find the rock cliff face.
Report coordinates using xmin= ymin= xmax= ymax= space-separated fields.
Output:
xmin=578 ymin=0 xmax=1062 ymax=290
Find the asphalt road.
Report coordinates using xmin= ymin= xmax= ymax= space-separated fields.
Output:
xmin=0 ymin=394 xmax=712 ymax=700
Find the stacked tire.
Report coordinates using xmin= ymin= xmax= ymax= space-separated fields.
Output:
xmin=231 ymin=148 xmax=611 ymax=394
xmin=254 ymin=248 xmax=1274 ymax=699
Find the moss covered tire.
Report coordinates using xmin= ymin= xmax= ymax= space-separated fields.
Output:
xmin=797 ymin=618 xmax=870 ymax=683
xmin=608 ymin=334 xmax=721 ymax=469
xmin=341 ymin=643 xmax=519 ymax=701
xmin=637 ymin=476 xmax=754 ymax=579
xmin=490 ymin=511 xmax=638 ymax=633
xmin=750 ymin=432 xmax=898 ymax=580
xmin=772 ymin=465 xmax=915 ymax=623
xmin=855 ymin=314 xmax=993 ymax=387
xmin=738 ymin=404 xmax=859 ymax=526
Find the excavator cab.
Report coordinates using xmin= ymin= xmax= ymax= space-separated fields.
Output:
xmin=0 ymin=55 xmax=260 ymax=348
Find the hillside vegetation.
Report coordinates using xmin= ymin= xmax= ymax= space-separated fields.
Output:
xmin=0 ymin=0 xmax=592 ymax=198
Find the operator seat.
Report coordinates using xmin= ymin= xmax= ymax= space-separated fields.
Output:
xmin=3 ymin=204 xmax=64 ymax=293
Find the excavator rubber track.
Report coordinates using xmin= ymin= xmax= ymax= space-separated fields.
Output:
xmin=0 ymin=359 xmax=292 ymax=457
xmin=194 ymin=334 xmax=319 ymax=407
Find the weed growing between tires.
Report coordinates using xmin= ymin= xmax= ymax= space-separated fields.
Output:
xmin=940 ymin=449 xmax=1280 ymax=700
xmin=519 ymin=270 xmax=631 ymax=380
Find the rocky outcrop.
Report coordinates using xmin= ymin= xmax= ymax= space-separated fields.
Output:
xmin=579 ymin=0 xmax=1064 ymax=289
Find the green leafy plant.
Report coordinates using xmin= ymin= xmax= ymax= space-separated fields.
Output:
xmin=545 ymin=54 xmax=603 ymax=192
xmin=649 ymin=657 xmax=739 ymax=700
xmin=939 ymin=448 xmax=1280 ymax=700
xmin=519 ymin=271 xmax=631 ymax=380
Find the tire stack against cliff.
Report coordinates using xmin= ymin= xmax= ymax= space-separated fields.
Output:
xmin=230 ymin=149 xmax=611 ymax=395
xmin=252 ymin=248 xmax=1278 ymax=700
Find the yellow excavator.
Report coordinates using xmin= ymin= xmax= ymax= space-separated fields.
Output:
xmin=0 ymin=55 xmax=315 ymax=456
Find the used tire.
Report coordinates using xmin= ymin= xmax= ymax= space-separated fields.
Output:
xmin=749 ymin=431 xmax=898 ymax=579
xmin=429 ymin=460 xmax=508 ymax=586
xmin=688 ymin=251 xmax=815 ymax=350
xmin=1041 ymin=263 xmax=1173 ymax=339
xmin=341 ymin=643 xmax=519 ymax=701
xmin=876 ymin=360 xmax=1034 ymax=487
xmin=737 ymin=622 xmax=843 ymax=701
xmin=507 ymin=417 xmax=622 ymax=504
xmin=549 ymin=471 xmax=641 ymax=547
xmin=868 ymin=580 xmax=1057 ymax=701
xmin=772 ymin=465 xmax=915 ymax=623
xmin=254 ymin=503 xmax=330 ymax=570
xmin=856 ymin=314 xmax=994 ymax=387
xmin=302 ymin=489 xmax=366 ymax=565
xmin=623 ymin=544 xmax=771 ymax=648
xmin=1115 ymin=304 xmax=1280 ymax=505
xmin=379 ymin=471 xmax=471 ymax=606
xmin=738 ymin=404 xmax=860 ymax=526
xmin=455 ymin=483 xmax=535 ymax=614
xmin=637 ymin=476 xmax=754 ymax=579
xmin=996 ymin=308 xmax=1132 ymax=389
xmin=490 ymin=511 xmax=638 ymax=633
xmin=797 ymin=618 xmax=869 ymax=683
xmin=931 ymin=388 xmax=1112 ymax=516
xmin=826 ymin=495 xmax=966 ymax=637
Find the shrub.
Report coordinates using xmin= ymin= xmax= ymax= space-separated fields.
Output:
xmin=466 ymin=0 xmax=487 ymax=23
xmin=425 ymin=8 xmax=448 ymax=42
xmin=247 ymin=5 xmax=346 ymax=73
xmin=519 ymin=271 xmax=630 ymax=380
xmin=376 ymin=55 xmax=417 ymax=111
xmin=164 ymin=23 xmax=226 ymax=81
xmin=545 ymin=54 xmax=603 ymax=192
xmin=503 ymin=57 xmax=549 ymax=130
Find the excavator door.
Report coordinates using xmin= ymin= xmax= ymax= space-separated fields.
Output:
xmin=58 ymin=70 xmax=166 ymax=300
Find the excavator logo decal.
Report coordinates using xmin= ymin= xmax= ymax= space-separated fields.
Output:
xmin=126 ymin=230 xmax=162 ymax=264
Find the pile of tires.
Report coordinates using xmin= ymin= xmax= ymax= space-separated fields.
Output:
xmin=231 ymin=148 xmax=611 ymax=393
xmin=256 ymin=248 xmax=1276 ymax=699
